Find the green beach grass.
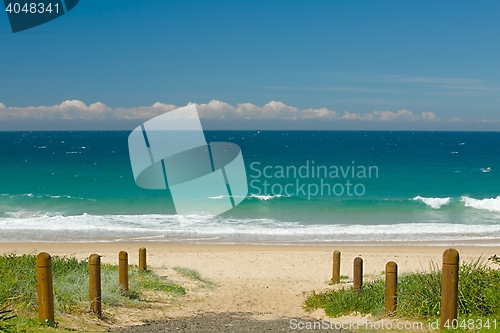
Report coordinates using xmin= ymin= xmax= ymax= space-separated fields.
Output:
xmin=0 ymin=253 xmax=187 ymax=332
xmin=305 ymin=256 xmax=500 ymax=332
xmin=173 ymin=266 xmax=216 ymax=288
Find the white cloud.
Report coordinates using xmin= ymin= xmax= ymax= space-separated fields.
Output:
xmin=194 ymin=100 xmax=236 ymax=119
xmin=342 ymin=111 xmax=368 ymax=120
xmin=373 ymin=109 xmax=415 ymax=121
xmin=260 ymin=101 xmax=300 ymax=119
xmin=113 ymin=102 xmax=178 ymax=120
xmin=0 ymin=100 xmax=179 ymax=121
xmin=422 ymin=112 xmax=437 ymax=121
xmin=301 ymin=107 xmax=337 ymax=119
xmin=340 ymin=109 xmax=437 ymax=122
xmin=0 ymin=99 xmax=440 ymax=123
xmin=195 ymin=100 xmax=308 ymax=120
xmin=0 ymin=100 xmax=112 ymax=120
xmin=475 ymin=119 xmax=498 ymax=123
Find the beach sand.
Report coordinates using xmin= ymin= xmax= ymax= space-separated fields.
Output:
xmin=1 ymin=243 xmax=499 ymax=331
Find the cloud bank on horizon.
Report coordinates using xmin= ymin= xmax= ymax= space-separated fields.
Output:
xmin=0 ymin=99 xmax=447 ymax=121
xmin=0 ymin=99 xmax=497 ymax=130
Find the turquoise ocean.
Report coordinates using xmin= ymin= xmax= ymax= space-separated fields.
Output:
xmin=1 ymin=130 xmax=500 ymax=245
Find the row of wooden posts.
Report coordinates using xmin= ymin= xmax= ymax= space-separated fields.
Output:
xmin=36 ymin=247 xmax=459 ymax=329
xmin=331 ymin=248 xmax=459 ymax=330
xmin=36 ymin=247 xmax=148 ymax=322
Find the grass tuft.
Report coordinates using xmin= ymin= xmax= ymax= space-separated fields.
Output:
xmin=305 ymin=280 xmax=385 ymax=317
xmin=0 ymin=305 xmax=16 ymax=333
xmin=136 ymin=269 xmax=186 ymax=295
xmin=173 ymin=267 xmax=215 ymax=287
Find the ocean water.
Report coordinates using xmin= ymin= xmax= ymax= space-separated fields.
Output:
xmin=1 ymin=130 xmax=500 ymax=245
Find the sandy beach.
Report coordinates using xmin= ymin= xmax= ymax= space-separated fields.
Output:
xmin=2 ymin=242 xmax=499 ymax=330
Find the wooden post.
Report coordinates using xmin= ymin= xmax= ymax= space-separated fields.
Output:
xmin=88 ymin=254 xmax=102 ymax=319
xmin=440 ymin=248 xmax=459 ymax=330
xmin=119 ymin=251 xmax=129 ymax=294
xmin=385 ymin=261 xmax=398 ymax=313
xmin=332 ymin=250 xmax=341 ymax=284
xmin=353 ymin=257 xmax=363 ymax=293
xmin=36 ymin=252 xmax=54 ymax=323
xmin=139 ymin=247 xmax=147 ymax=271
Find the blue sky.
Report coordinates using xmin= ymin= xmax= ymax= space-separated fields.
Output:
xmin=1 ymin=0 xmax=500 ymax=130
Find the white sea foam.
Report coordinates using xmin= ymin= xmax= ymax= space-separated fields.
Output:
xmin=1 ymin=212 xmax=500 ymax=244
xmin=248 ymin=194 xmax=288 ymax=201
xmin=1 ymin=193 xmax=86 ymax=200
xmin=480 ymin=167 xmax=491 ymax=173
xmin=461 ymin=196 xmax=500 ymax=213
xmin=5 ymin=211 xmax=57 ymax=218
xmin=207 ymin=195 xmax=250 ymax=200
xmin=413 ymin=196 xmax=451 ymax=209
xmin=208 ymin=195 xmax=225 ymax=199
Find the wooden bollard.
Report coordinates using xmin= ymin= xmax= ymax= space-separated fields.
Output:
xmin=353 ymin=257 xmax=363 ymax=293
xmin=139 ymin=247 xmax=147 ymax=271
xmin=385 ymin=261 xmax=398 ymax=313
xmin=331 ymin=250 xmax=341 ymax=284
xmin=88 ymin=254 xmax=102 ymax=319
xmin=440 ymin=248 xmax=459 ymax=330
xmin=119 ymin=251 xmax=129 ymax=294
xmin=36 ymin=252 xmax=55 ymax=323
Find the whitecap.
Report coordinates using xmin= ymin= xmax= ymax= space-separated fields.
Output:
xmin=248 ymin=194 xmax=289 ymax=201
xmin=461 ymin=196 xmax=500 ymax=213
xmin=413 ymin=196 xmax=451 ymax=209
xmin=208 ymin=195 xmax=225 ymax=199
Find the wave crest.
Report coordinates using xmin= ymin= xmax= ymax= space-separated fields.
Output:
xmin=248 ymin=194 xmax=289 ymax=201
xmin=413 ymin=196 xmax=451 ymax=209
xmin=461 ymin=196 xmax=500 ymax=213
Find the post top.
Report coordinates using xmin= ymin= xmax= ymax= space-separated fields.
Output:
xmin=119 ymin=251 xmax=128 ymax=259
xmin=386 ymin=261 xmax=398 ymax=273
xmin=89 ymin=253 xmax=101 ymax=264
xmin=36 ymin=252 xmax=51 ymax=265
xmin=354 ymin=256 xmax=363 ymax=264
xmin=442 ymin=248 xmax=460 ymax=264
xmin=333 ymin=250 xmax=341 ymax=255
